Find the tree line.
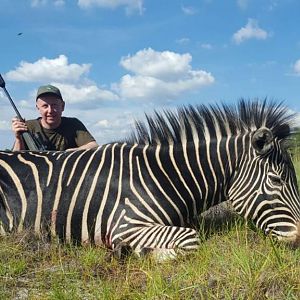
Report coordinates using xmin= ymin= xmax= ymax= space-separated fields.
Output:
xmin=291 ymin=128 xmax=300 ymax=161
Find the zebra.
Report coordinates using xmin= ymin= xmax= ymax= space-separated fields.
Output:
xmin=0 ymin=99 xmax=300 ymax=260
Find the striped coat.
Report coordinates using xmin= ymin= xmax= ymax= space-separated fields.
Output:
xmin=1 ymin=100 xmax=300 ymax=259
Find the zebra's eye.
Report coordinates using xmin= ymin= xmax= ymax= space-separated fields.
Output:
xmin=269 ymin=175 xmax=282 ymax=186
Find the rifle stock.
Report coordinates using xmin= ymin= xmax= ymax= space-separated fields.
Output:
xmin=20 ymin=132 xmax=44 ymax=151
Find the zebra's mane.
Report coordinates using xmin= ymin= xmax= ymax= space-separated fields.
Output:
xmin=126 ymin=99 xmax=294 ymax=145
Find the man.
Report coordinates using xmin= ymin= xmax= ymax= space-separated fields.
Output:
xmin=12 ymin=84 xmax=98 ymax=151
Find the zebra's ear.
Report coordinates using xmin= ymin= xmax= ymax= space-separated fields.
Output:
xmin=252 ymin=127 xmax=274 ymax=155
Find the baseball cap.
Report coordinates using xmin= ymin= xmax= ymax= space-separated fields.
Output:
xmin=36 ymin=84 xmax=63 ymax=101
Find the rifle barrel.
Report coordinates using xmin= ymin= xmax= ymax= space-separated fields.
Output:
xmin=0 ymin=73 xmax=44 ymax=151
xmin=2 ymin=86 xmax=23 ymax=120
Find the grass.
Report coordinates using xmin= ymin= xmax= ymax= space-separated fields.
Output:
xmin=1 ymin=162 xmax=300 ymax=299
xmin=1 ymin=222 xmax=300 ymax=299
xmin=295 ymin=160 xmax=300 ymax=186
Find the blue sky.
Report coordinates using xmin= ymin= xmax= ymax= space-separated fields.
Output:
xmin=1 ymin=0 xmax=300 ymax=149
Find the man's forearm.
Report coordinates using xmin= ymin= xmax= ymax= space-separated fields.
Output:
xmin=66 ymin=141 xmax=99 ymax=151
xmin=12 ymin=137 xmax=26 ymax=151
xmin=77 ymin=141 xmax=99 ymax=150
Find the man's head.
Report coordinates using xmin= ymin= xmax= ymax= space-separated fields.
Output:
xmin=36 ymin=84 xmax=65 ymax=129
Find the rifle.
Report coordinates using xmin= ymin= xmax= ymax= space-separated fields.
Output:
xmin=0 ymin=73 xmax=46 ymax=151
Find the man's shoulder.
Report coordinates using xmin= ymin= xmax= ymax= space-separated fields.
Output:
xmin=61 ymin=117 xmax=86 ymax=130
xmin=61 ymin=117 xmax=82 ymax=124
xmin=61 ymin=117 xmax=95 ymax=145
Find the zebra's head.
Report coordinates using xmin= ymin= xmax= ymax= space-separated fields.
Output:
xmin=230 ymin=126 xmax=300 ymax=247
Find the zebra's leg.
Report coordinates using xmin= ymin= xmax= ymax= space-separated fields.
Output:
xmin=111 ymin=223 xmax=200 ymax=261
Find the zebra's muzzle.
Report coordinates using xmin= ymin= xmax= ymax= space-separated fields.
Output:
xmin=291 ymin=222 xmax=300 ymax=248
xmin=268 ymin=222 xmax=300 ymax=248
xmin=276 ymin=222 xmax=300 ymax=249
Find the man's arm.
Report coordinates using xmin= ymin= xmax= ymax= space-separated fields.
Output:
xmin=66 ymin=141 xmax=99 ymax=151
xmin=64 ymin=118 xmax=99 ymax=151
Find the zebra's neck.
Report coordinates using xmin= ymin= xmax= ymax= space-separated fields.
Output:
xmin=139 ymin=134 xmax=242 ymax=220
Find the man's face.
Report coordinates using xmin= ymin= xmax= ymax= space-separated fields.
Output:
xmin=36 ymin=95 xmax=65 ymax=129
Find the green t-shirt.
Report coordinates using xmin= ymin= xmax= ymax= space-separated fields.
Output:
xmin=25 ymin=117 xmax=96 ymax=151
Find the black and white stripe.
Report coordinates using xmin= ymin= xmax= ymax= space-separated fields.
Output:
xmin=1 ymin=99 xmax=300 ymax=259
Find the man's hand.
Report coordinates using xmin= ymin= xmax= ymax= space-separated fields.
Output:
xmin=11 ymin=117 xmax=28 ymax=138
xmin=11 ymin=117 xmax=27 ymax=151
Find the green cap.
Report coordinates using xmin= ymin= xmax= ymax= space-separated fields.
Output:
xmin=36 ymin=84 xmax=63 ymax=101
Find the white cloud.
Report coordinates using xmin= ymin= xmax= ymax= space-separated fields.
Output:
xmin=200 ymin=43 xmax=213 ymax=50
xmin=4 ymin=55 xmax=118 ymax=106
xmin=95 ymin=119 xmax=110 ymax=128
xmin=293 ymin=59 xmax=300 ymax=75
xmin=54 ymin=0 xmax=65 ymax=6
xmin=0 ymin=120 xmax=9 ymax=130
xmin=3 ymin=49 xmax=214 ymax=141
xmin=114 ymin=48 xmax=214 ymax=101
xmin=31 ymin=0 xmax=65 ymax=7
xmin=78 ymin=0 xmax=144 ymax=15
xmin=6 ymin=55 xmax=91 ymax=83
xmin=4 ymin=50 xmax=214 ymax=106
xmin=80 ymin=108 xmax=140 ymax=143
xmin=120 ymin=48 xmax=192 ymax=81
xmin=51 ymin=83 xmax=119 ymax=104
xmin=287 ymin=109 xmax=300 ymax=129
xmin=295 ymin=114 xmax=300 ymax=128
xmin=268 ymin=0 xmax=278 ymax=11
xmin=181 ymin=6 xmax=198 ymax=15
xmin=237 ymin=0 xmax=249 ymax=10
xmin=0 ymin=91 xmax=5 ymax=101
xmin=232 ymin=19 xmax=269 ymax=44
xmin=31 ymin=0 xmax=47 ymax=7
xmin=94 ymin=113 xmax=135 ymax=134
xmin=176 ymin=38 xmax=190 ymax=45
